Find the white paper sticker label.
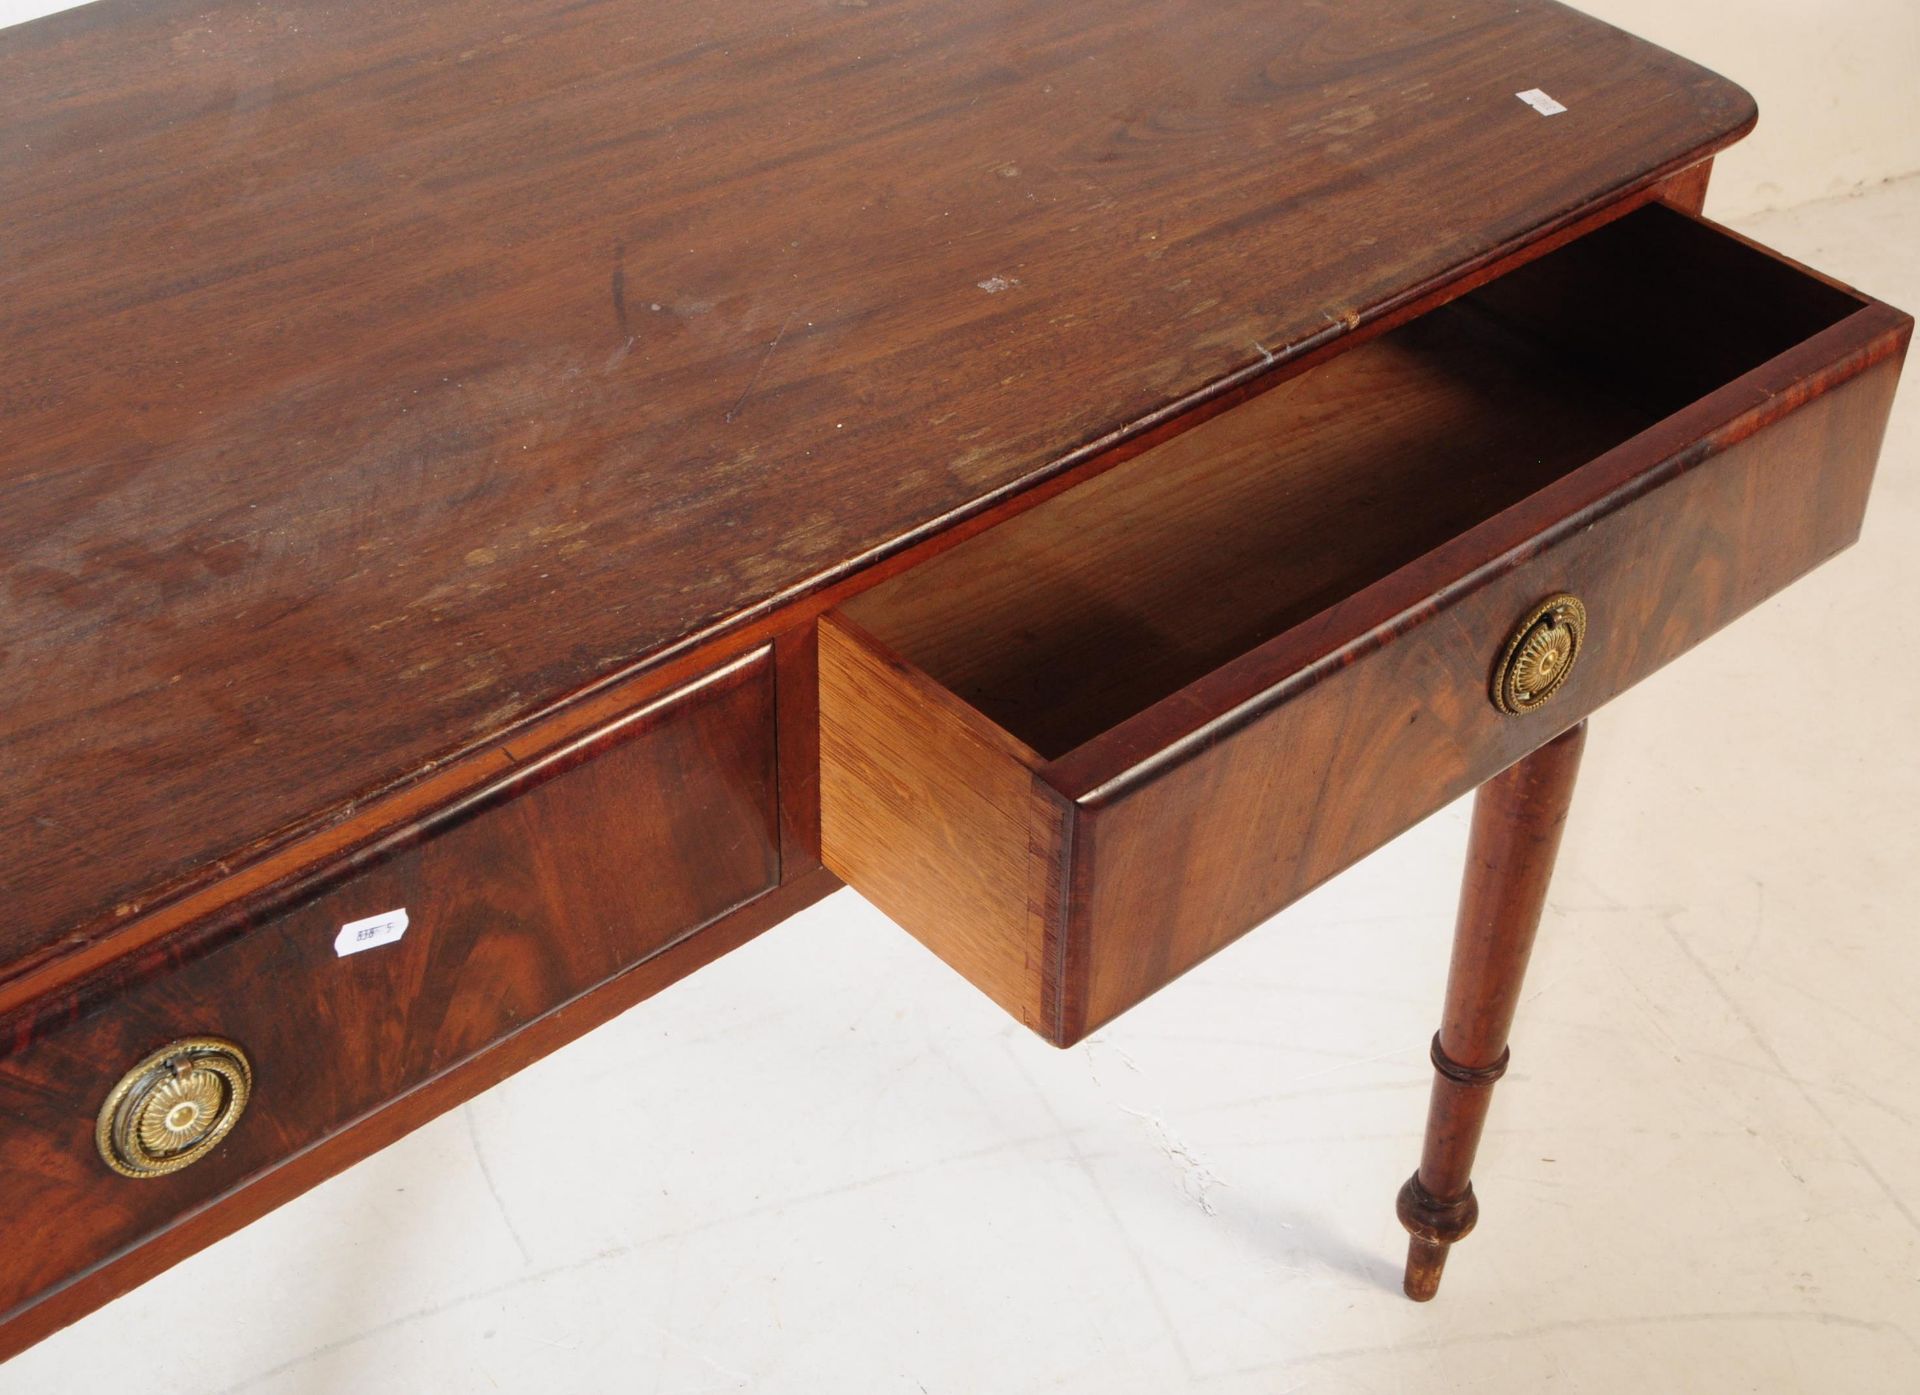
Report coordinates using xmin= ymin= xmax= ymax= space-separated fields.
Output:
xmin=334 ymin=908 xmax=409 ymax=958
xmin=1516 ymin=88 xmax=1568 ymax=117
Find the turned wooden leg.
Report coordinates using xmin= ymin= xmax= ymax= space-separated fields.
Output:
xmin=1397 ymin=720 xmax=1586 ymax=1301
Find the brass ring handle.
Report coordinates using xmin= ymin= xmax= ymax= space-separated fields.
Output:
xmin=1492 ymin=594 xmax=1587 ymax=715
xmin=95 ymin=1037 xmax=253 ymax=1179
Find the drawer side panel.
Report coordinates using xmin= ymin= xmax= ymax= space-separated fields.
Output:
xmin=819 ymin=616 xmax=1059 ymax=1033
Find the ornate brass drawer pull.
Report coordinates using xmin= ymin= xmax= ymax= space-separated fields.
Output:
xmin=95 ymin=1038 xmax=252 ymax=1179
xmin=1492 ymin=594 xmax=1587 ymax=715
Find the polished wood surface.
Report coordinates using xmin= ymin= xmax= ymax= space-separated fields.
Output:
xmin=0 ymin=0 xmax=1756 ymax=982
xmin=0 ymin=864 xmax=841 ymax=1366
xmin=0 ymin=651 xmax=779 ymax=1328
xmin=3 ymin=0 xmax=1909 ymax=1360
xmin=828 ymin=208 xmax=1910 ymax=1046
xmin=1397 ymin=721 xmax=1587 ymax=1301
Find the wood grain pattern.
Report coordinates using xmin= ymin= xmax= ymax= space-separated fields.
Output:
xmin=1062 ymin=337 xmax=1906 ymax=1041
xmin=0 ymin=863 xmax=842 ymax=1365
xmin=7 ymin=0 xmax=1893 ymax=1356
xmin=818 ymin=613 xmax=1068 ymax=1033
xmin=827 ymin=209 xmax=1910 ymax=1045
xmin=1398 ymin=721 xmax=1586 ymax=1301
xmin=0 ymin=175 xmax=1702 ymax=1027
xmin=0 ymin=650 xmax=779 ymax=1325
xmin=846 ymin=208 xmax=1870 ymax=760
xmin=0 ymin=0 xmax=1755 ymax=978
xmin=844 ymin=305 xmax=1653 ymax=759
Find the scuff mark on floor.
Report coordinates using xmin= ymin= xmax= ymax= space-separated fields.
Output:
xmin=1114 ymin=1103 xmax=1226 ymax=1216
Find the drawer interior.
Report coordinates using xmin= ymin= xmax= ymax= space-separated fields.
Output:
xmin=841 ymin=206 xmax=1866 ymax=760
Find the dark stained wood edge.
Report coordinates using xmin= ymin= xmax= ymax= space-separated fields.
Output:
xmin=1040 ymin=791 xmax=1079 ymax=1046
xmin=2 ymin=155 xmax=1749 ymax=1011
xmin=1032 ymin=778 xmax=1079 ymax=1046
xmin=1052 ymin=799 xmax=1100 ymax=1047
xmin=1044 ymin=296 xmax=1913 ymax=805
xmin=1 ymin=647 xmax=774 ymax=1045
xmin=0 ymin=863 xmax=842 ymax=1364
xmin=774 ymin=626 xmax=823 ymax=872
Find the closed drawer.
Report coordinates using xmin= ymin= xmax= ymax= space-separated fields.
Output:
xmin=0 ymin=649 xmax=779 ymax=1321
xmin=820 ymin=206 xmax=1910 ymax=1047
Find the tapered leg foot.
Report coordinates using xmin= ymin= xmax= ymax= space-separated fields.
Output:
xmin=1401 ymin=1237 xmax=1447 ymax=1302
xmin=1396 ymin=1170 xmax=1477 ymax=1300
xmin=1397 ymin=720 xmax=1585 ymax=1300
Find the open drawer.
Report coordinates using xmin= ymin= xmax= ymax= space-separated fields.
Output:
xmin=819 ymin=205 xmax=1910 ymax=1046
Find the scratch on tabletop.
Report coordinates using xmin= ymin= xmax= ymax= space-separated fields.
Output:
xmin=725 ymin=313 xmax=796 ymax=423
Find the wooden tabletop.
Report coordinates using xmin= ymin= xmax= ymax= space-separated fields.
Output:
xmin=0 ymin=0 xmax=1751 ymax=976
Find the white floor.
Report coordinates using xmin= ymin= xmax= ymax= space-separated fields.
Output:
xmin=7 ymin=178 xmax=1919 ymax=1395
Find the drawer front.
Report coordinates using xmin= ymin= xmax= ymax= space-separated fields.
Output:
xmin=0 ymin=650 xmax=779 ymax=1320
xmin=1064 ymin=358 xmax=1902 ymax=1040
xmin=825 ymin=210 xmax=1907 ymax=1048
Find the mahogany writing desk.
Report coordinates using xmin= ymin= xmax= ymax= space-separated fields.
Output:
xmin=0 ymin=0 xmax=1908 ymax=1361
